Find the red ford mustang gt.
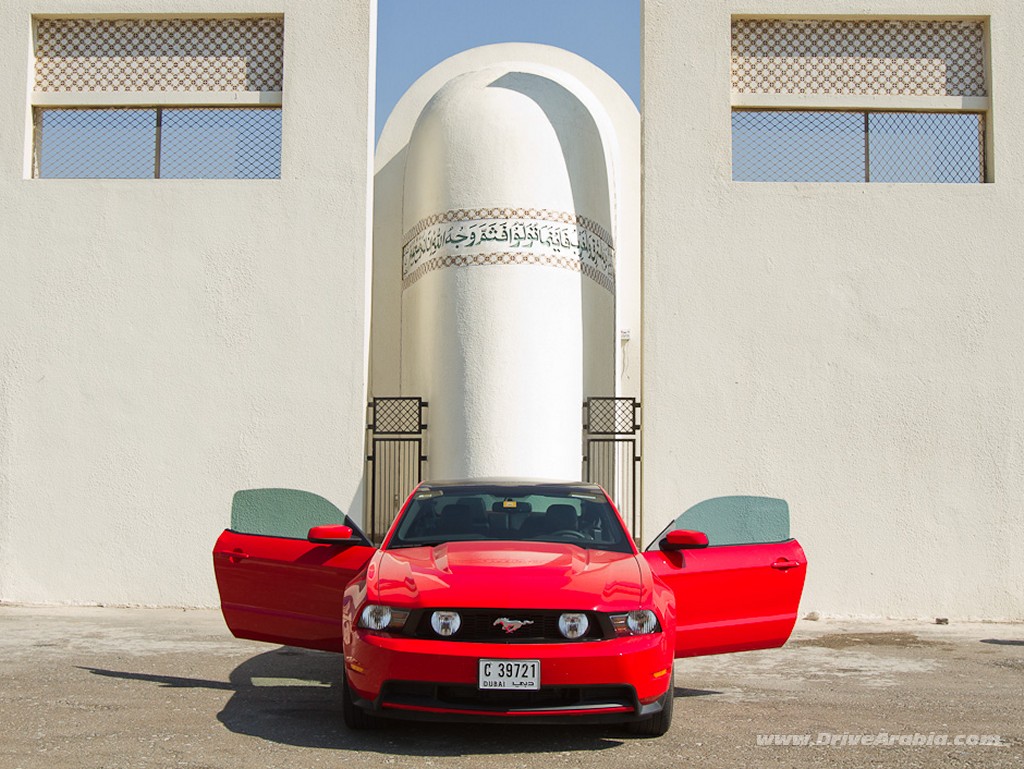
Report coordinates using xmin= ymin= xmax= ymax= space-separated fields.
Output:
xmin=213 ymin=479 xmax=806 ymax=736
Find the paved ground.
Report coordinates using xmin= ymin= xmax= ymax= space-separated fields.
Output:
xmin=0 ymin=606 xmax=1021 ymax=769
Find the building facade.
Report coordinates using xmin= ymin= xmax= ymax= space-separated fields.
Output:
xmin=1 ymin=1 xmax=1021 ymax=619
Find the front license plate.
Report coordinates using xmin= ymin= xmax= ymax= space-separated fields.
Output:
xmin=478 ymin=659 xmax=540 ymax=690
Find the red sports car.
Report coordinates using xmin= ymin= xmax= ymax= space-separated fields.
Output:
xmin=213 ymin=480 xmax=806 ymax=736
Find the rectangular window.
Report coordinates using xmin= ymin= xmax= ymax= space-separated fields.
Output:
xmin=30 ymin=17 xmax=284 ymax=179
xmin=34 ymin=107 xmax=282 ymax=179
xmin=732 ymin=110 xmax=984 ymax=183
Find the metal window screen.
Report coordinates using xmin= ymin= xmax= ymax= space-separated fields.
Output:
xmin=36 ymin=108 xmax=157 ymax=179
xmin=34 ymin=107 xmax=281 ymax=179
xmin=161 ymin=109 xmax=282 ymax=179
xmin=732 ymin=110 xmax=865 ymax=183
xmin=732 ymin=110 xmax=984 ymax=183
xmin=868 ymin=112 xmax=984 ymax=184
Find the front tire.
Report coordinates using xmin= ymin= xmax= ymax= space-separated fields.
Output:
xmin=628 ymin=686 xmax=674 ymax=737
xmin=341 ymin=673 xmax=380 ymax=730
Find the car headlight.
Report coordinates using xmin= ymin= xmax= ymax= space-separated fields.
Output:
xmin=558 ymin=612 xmax=590 ymax=639
xmin=358 ymin=604 xmax=410 ymax=632
xmin=430 ymin=610 xmax=462 ymax=637
xmin=610 ymin=609 xmax=661 ymax=636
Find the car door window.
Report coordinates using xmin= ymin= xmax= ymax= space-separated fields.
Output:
xmin=646 ymin=496 xmax=790 ymax=549
xmin=231 ymin=488 xmax=371 ymax=544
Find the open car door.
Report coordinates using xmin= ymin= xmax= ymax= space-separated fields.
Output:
xmin=643 ymin=496 xmax=807 ymax=659
xmin=213 ymin=489 xmax=377 ymax=653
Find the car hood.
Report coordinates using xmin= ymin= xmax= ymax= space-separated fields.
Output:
xmin=372 ymin=541 xmax=644 ymax=612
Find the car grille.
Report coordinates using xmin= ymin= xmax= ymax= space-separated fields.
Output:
xmin=408 ymin=609 xmax=608 ymax=642
xmin=381 ymin=681 xmax=637 ymax=712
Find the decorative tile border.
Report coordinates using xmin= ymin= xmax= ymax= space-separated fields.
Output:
xmin=402 ymin=210 xmax=615 ymax=293
xmin=34 ymin=17 xmax=284 ymax=92
xmin=402 ymin=252 xmax=615 ymax=294
xmin=403 ymin=207 xmax=613 ymax=252
xmin=732 ymin=19 xmax=986 ymax=97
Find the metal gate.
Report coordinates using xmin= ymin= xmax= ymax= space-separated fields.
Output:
xmin=583 ymin=397 xmax=642 ymax=541
xmin=366 ymin=397 xmax=427 ymax=541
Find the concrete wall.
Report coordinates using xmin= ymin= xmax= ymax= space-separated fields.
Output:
xmin=4 ymin=0 xmax=1020 ymax=621
xmin=0 ymin=0 xmax=376 ymax=605
xmin=642 ymin=0 xmax=1024 ymax=619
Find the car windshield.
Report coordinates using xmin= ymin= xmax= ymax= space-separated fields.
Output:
xmin=386 ymin=484 xmax=634 ymax=554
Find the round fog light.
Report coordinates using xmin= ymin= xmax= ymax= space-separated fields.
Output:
xmin=558 ymin=612 xmax=590 ymax=639
xmin=430 ymin=610 xmax=462 ymax=637
xmin=626 ymin=609 xmax=659 ymax=635
xmin=360 ymin=604 xmax=392 ymax=631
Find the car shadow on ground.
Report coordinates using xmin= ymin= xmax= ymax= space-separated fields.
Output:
xmin=81 ymin=647 xmax=718 ymax=754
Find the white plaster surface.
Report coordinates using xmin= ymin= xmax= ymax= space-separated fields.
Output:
xmin=642 ymin=0 xmax=1024 ymax=620
xmin=0 ymin=0 xmax=377 ymax=605
xmin=4 ymin=0 xmax=1019 ymax=623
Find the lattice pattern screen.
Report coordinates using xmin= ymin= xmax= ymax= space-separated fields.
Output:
xmin=732 ymin=19 xmax=986 ymax=97
xmin=371 ymin=399 xmax=426 ymax=435
xmin=586 ymin=398 xmax=639 ymax=435
xmin=732 ymin=110 xmax=984 ymax=183
xmin=34 ymin=17 xmax=284 ymax=92
xmin=35 ymin=107 xmax=282 ymax=179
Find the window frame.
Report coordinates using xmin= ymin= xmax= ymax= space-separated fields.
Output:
xmin=729 ymin=15 xmax=993 ymax=183
xmin=32 ymin=105 xmax=284 ymax=180
xmin=730 ymin=107 xmax=987 ymax=184
xmin=28 ymin=14 xmax=285 ymax=180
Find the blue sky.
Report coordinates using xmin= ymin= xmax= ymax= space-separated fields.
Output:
xmin=374 ymin=0 xmax=641 ymax=142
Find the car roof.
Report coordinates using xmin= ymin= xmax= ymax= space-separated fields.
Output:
xmin=418 ymin=478 xmax=605 ymax=493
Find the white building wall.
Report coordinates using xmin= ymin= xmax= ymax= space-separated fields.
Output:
xmin=0 ymin=0 xmax=376 ymax=605
xmin=3 ymin=0 xmax=1018 ymax=620
xmin=642 ymin=0 xmax=1024 ymax=619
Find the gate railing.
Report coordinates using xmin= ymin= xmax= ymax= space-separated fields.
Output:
xmin=583 ymin=397 xmax=642 ymax=542
xmin=366 ymin=397 xmax=427 ymax=541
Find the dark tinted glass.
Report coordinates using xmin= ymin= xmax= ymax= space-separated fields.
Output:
xmin=388 ymin=485 xmax=633 ymax=553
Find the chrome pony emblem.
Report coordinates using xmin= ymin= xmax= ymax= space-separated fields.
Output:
xmin=493 ymin=617 xmax=535 ymax=634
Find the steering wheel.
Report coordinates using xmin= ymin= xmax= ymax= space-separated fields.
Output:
xmin=551 ymin=530 xmax=586 ymax=540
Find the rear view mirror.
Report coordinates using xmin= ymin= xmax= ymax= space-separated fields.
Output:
xmin=307 ymin=525 xmax=353 ymax=544
xmin=660 ymin=529 xmax=709 ymax=551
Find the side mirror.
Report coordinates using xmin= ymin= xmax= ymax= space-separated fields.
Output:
xmin=661 ymin=529 xmax=709 ymax=551
xmin=307 ymin=524 xmax=353 ymax=544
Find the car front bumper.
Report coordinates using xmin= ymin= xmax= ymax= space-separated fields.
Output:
xmin=345 ymin=631 xmax=673 ymax=722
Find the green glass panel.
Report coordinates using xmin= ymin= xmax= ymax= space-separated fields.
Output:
xmin=675 ymin=496 xmax=790 ymax=546
xmin=230 ymin=488 xmax=347 ymax=540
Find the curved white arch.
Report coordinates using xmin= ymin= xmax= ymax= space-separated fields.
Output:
xmin=369 ymin=44 xmax=640 ymax=481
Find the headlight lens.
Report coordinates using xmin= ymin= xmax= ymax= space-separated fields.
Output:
xmin=358 ymin=604 xmax=409 ymax=632
xmin=610 ymin=609 xmax=661 ymax=636
xmin=430 ymin=610 xmax=462 ymax=637
xmin=558 ymin=612 xmax=590 ymax=639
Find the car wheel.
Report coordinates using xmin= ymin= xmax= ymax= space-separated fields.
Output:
xmin=341 ymin=672 xmax=380 ymax=730
xmin=628 ymin=686 xmax=673 ymax=737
